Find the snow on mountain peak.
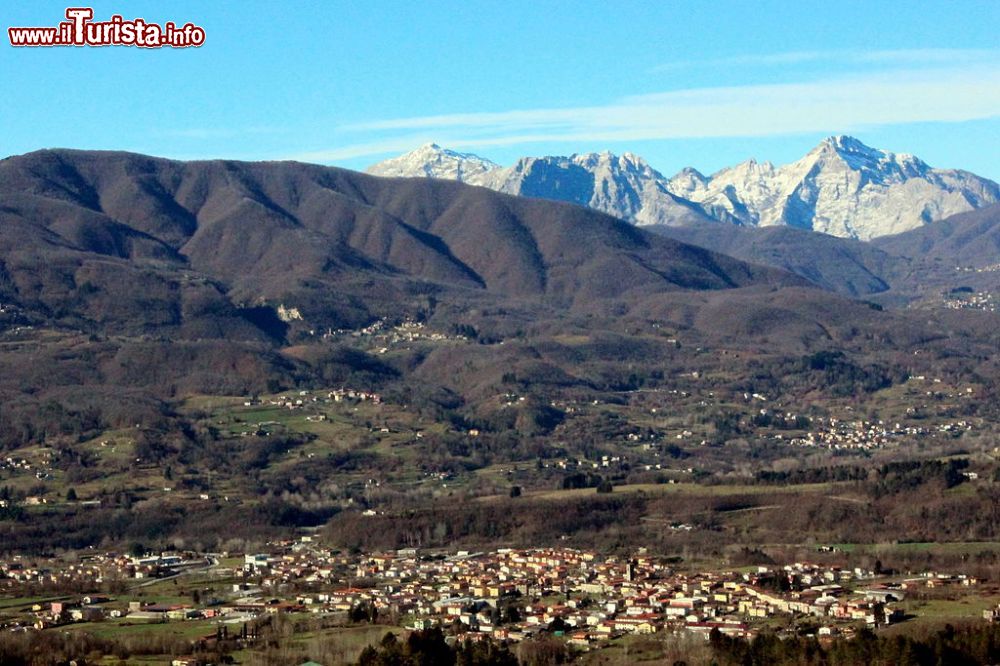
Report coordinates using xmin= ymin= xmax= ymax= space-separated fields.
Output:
xmin=567 ymin=150 xmax=655 ymax=177
xmin=367 ymin=139 xmax=1000 ymax=240
xmin=669 ymin=136 xmax=999 ymax=239
xmin=821 ymin=134 xmax=874 ymax=153
xmin=366 ymin=144 xmax=499 ymax=181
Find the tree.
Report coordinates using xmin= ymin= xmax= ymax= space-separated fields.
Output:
xmin=873 ymin=601 xmax=886 ymax=626
xmin=517 ymin=635 xmax=569 ymax=666
xmin=546 ymin=616 xmax=569 ymax=633
xmin=349 ymin=601 xmax=378 ymax=624
xmin=456 ymin=638 xmax=518 ymax=666
xmin=596 ymin=479 xmax=614 ymax=494
xmin=66 ymin=488 xmax=78 ymax=501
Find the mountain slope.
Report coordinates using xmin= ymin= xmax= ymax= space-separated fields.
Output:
xmin=862 ymin=203 xmax=1000 ymax=301
xmin=648 ymin=224 xmax=904 ymax=297
xmin=0 ymin=148 xmax=802 ymax=337
xmin=873 ymin=203 xmax=1000 ymax=266
xmin=4 ymin=148 xmax=1000 ymax=487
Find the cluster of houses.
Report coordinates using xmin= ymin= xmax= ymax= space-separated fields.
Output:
xmin=0 ymin=456 xmax=33 ymax=474
xmin=31 ymin=597 xmax=266 ymax=630
xmin=786 ymin=415 xmax=973 ymax=451
xmin=0 ymin=551 xmax=206 ymax=594
xmin=2 ymin=543 xmax=991 ymax=651
xmin=900 ymin=572 xmax=979 ymax=589
xmin=943 ymin=291 xmax=996 ymax=312
xmin=956 ymin=263 xmax=1000 ymax=274
xmin=230 ymin=546 xmax=929 ymax=647
xmin=327 ymin=388 xmax=381 ymax=405
xmin=788 ymin=418 xmax=914 ymax=450
xmin=0 ymin=456 xmax=54 ymax=495
xmin=327 ymin=318 xmax=390 ymax=338
xmin=323 ymin=318 xmax=468 ymax=352
xmin=376 ymin=320 xmax=466 ymax=344
xmin=229 ymin=547 xmax=919 ymax=643
xmin=248 ymin=388 xmax=382 ymax=411
xmin=544 ymin=455 xmax=631 ymax=472
xmin=0 ymin=448 xmax=58 ymax=483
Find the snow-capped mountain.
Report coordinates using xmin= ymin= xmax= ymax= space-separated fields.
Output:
xmin=368 ymin=146 xmax=714 ymax=226
xmin=366 ymin=137 xmax=1000 ymax=240
xmin=474 ymin=152 xmax=715 ymax=226
xmin=668 ymin=136 xmax=1000 ymax=240
xmin=367 ymin=143 xmax=499 ymax=181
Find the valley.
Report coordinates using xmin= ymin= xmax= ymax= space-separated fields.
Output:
xmin=2 ymin=149 xmax=1000 ymax=664
xmin=7 ymin=1 xmax=1000 ymax=662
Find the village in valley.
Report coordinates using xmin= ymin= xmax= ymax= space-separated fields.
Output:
xmin=1 ymin=359 xmax=997 ymax=663
xmin=2 ymin=540 xmax=998 ymax=662
xmin=0 ymin=321 xmax=997 ymax=665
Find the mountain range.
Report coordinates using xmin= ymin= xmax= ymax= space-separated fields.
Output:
xmin=1 ymin=148 xmax=1000 ymax=511
xmin=651 ymin=201 xmax=1000 ymax=302
xmin=5 ymin=150 xmax=1000 ymax=559
xmin=367 ymin=137 xmax=1000 ymax=241
xmin=0 ymin=148 xmax=896 ymax=437
xmin=0 ymin=148 xmax=798 ymax=333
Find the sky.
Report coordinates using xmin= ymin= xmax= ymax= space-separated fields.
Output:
xmin=2 ymin=0 xmax=999 ymax=179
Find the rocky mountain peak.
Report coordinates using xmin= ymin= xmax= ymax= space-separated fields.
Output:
xmin=368 ymin=139 xmax=1000 ymax=239
xmin=366 ymin=143 xmax=499 ymax=181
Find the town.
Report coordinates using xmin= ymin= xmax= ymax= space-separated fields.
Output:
xmin=1 ymin=542 xmax=991 ymax=659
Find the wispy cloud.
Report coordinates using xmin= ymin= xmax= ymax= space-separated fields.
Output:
xmin=651 ymin=48 xmax=1000 ymax=72
xmin=292 ymin=136 xmax=453 ymax=162
xmin=294 ymin=57 xmax=1000 ymax=164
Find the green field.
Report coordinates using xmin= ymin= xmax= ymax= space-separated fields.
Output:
xmin=520 ymin=481 xmax=840 ymax=502
xmin=829 ymin=542 xmax=1000 ymax=556
xmin=66 ymin=616 xmax=227 ymax=640
xmin=0 ymin=595 xmax=64 ymax=611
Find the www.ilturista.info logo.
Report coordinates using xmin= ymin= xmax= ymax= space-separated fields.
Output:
xmin=8 ymin=7 xmax=205 ymax=48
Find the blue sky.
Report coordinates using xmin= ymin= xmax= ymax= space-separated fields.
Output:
xmin=2 ymin=0 xmax=999 ymax=179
